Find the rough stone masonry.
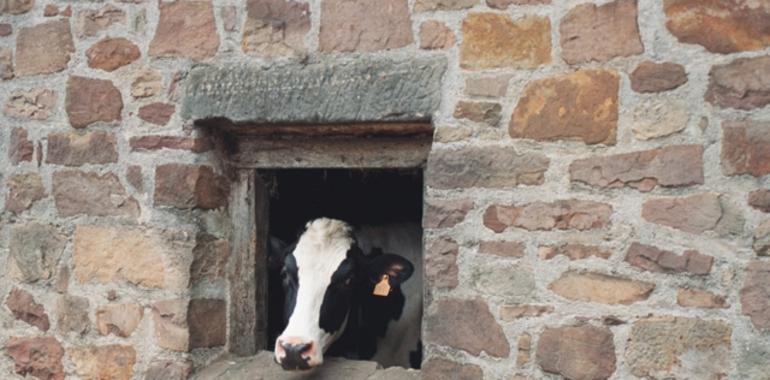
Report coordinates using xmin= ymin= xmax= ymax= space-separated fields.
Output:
xmin=1 ymin=0 xmax=770 ymax=379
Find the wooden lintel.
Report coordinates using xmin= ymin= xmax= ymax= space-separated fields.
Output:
xmin=198 ymin=119 xmax=434 ymax=138
xmin=230 ymin=136 xmax=432 ymax=169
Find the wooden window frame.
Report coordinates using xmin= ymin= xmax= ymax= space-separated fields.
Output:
xmin=220 ymin=123 xmax=433 ymax=355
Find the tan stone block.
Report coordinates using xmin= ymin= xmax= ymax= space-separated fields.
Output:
xmin=642 ymin=193 xmax=728 ymax=234
xmin=149 ymin=1 xmax=219 ymax=60
xmin=464 ymin=76 xmax=510 ymax=98
xmin=741 ymin=261 xmax=770 ymax=331
xmin=484 ymin=200 xmax=612 ymax=232
xmin=69 ymin=345 xmax=136 ymax=380
xmin=6 ymin=173 xmax=45 ymax=214
xmin=664 ymin=0 xmax=770 ymax=53
xmin=5 ymin=337 xmax=64 ymax=380
xmin=137 ymin=102 xmax=175 ymax=126
xmin=414 ymin=0 xmax=477 ymax=11
xmin=721 ymin=120 xmax=770 ymax=177
xmin=433 ymin=126 xmax=472 ymax=143
xmin=499 ymin=304 xmax=553 ymax=321
xmin=154 ymin=164 xmax=229 ymax=210
xmin=472 ymin=262 xmax=534 ymax=301
xmin=423 ymin=198 xmax=473 ymax=229
xmin=511 ymin=70 xmax=618 ymax=145
xmin=9 ymin=128 xmax=33 ymax=164
xmin=5 ymin=288 xmax=50 ymax=331
xmin=479 ymin=241 xmax=525 ymax=258
xmin=46 ymin=131 xmax=118 ymax=166
xmin=426 ymin=146 xmax=549 ymax=189
xmin=4 ymin=88 xmax=56 ymax=120
xmin=626 ymin=243 xmax=713 ymax=275
xmin=86 ymin=37 xmax=140 ymax=72
xmin=242 ymin=0 xmax=310 ymax=57
xmin=56 ymin=295 xmax=90 ymax=335
xmin=539 ymin=244 xmax=611 ymax=261
xmin=73 ymin=225 xmax=189 ymax=290
xmin=152 ymin=299 xmax=189 ymax=351
xmin=549 ymin=271 xmax=654 ymax=305
xmin=625 ymin=316 xmax=731 ymax=378
xmin=630 ymin=99 xmax=689 ymax=140
xmin=423 ymin=358 xmax=483 ymax=380
xmin=9 ymin=223 xmax=66 ymax=283
xmin=188 ymin=298 xmax=226 ymax=349
xmin=1 ymin=0 xmax=34 ymax=14
xmin=131 ymin=69 xmax=162 ymax=98
xmin=749 ymin=190 xmax=770 ymax=213
xmin=191 ymin=234 xmax=230 ymax=283
xmin=537 ymin=325 xmax=616 ymax=379
xmin=570 ymin=145 xmax=703 ymax=191
xmin=319 ymin=0 xmax=412 ymax=53
xmin=453 ymin=101 xmax=502 ymax=126
xmin=677 ymin=289 xmax=728 ymax=309
xmin=65 ymin=76 xmax=123 ymax=128
xmin=559 ymin=0 xmax=643 ymax=64
xmin=630 ymin=61 xmax=687 ymax=93
xmin=52 ymin=171 xmax=138 ymax=218
xmin=461 ymin=13 xmax=550 ymax=70
xmin=425 ymin=237 xmax=459 ymax=289
xmin=44 ymin=4 xmax=59 ymax=17
xmin=76 ymin=5 xmax=126 ymax=37
xmin=15 ymin=20 xmax=74 ymax=76
xmin=425 ymin=298 xmax=509 ymax=357
xmin=96 ymin=303 xmax=143 ymax=337
xmin=419 ymin=21 xmax=455 ymax=50
xmin=706 ymin=56 xmax=770 ymax=110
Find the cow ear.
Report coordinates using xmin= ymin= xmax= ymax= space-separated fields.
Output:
xmin=268 ymin=237 xmax=292 ymax=271
xmin=367 ymin=253 xmax=414 ymax=287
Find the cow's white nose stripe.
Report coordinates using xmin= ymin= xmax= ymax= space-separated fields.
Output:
xmin=277 ymin=219 xmax=353 ymax=368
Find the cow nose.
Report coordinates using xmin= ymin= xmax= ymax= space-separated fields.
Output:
xmin=276 ymin=337 xmax=315 ymax=370
xmin=284 ymin=341 xmax=312 ymax=356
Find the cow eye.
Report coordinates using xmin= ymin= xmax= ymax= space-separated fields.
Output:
xmin=281 ymin=269 xmax=297 ymax=284
xmin=343 ymin=277 xmax=352 ymax=286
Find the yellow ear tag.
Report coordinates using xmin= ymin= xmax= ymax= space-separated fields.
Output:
xmin=373 ymin=275 xmax=391 ymax=297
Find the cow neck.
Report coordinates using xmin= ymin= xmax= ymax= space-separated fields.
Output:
xmin=325 ymin=279 xmax=407 ymax=361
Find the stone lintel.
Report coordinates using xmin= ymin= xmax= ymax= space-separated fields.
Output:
xmin=182 ymin=57 xmax=447 ymax=126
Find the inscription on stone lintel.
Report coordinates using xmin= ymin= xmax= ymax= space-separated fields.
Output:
xmin=182 ymin=57 xmax=447 ymax=125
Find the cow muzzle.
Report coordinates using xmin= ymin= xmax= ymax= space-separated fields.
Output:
xmin=275 ymin=336 xmax=319 ymax=370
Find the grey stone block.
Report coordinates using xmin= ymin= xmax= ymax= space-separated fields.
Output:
xmin=181 ymin=57 xmax=447 ymax=125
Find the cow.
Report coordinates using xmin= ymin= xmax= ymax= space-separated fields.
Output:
xmin=269 ymin=218 xmax=422 ymax=371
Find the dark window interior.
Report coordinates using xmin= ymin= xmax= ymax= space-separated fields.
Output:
xmin=263 ymin=169 xmax=423 ymax=350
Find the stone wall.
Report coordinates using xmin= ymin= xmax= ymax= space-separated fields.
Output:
xmin=1 ymin=0 xmax=769 ymax=379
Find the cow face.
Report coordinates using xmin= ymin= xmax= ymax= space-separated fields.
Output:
xmin=273 ymin=218 xmax=413 ymax=370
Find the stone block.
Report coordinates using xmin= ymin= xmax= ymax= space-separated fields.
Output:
xmin=181 ymin=58 xmax=446 ymax=124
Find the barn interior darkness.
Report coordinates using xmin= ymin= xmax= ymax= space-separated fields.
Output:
xmin=263 ymin=169 xmax=424 ymax=353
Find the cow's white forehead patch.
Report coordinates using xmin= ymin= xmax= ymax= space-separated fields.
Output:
xmin=293 ymin=218 xmax=353 ymax=276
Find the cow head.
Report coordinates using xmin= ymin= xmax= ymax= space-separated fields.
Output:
xmin=272 ymin=218 xmax=413 ymax=370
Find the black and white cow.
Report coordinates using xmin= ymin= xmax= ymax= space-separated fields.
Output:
xmin=270 ymin=218 xmax=422 ymax=370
